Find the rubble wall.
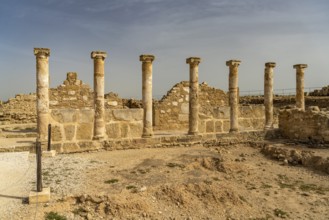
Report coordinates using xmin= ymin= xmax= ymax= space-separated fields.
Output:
xmin=153 ymin=81 xmax=228 ymax=130
xmin=0 ymin=94 xmax=36 ymax=124
xmin=279 ymin=107 xmax=329 ymax=143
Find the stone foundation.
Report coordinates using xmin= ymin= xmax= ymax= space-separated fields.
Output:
xmin=279 ymin=106 xmax=329 ymax=144
xmin=48 ymin=108 xmax=143 ymax=152
xmin=199 ymin=105 xmax=265 ymax=134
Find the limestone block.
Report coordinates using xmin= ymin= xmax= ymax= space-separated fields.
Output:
xmin=68 ymin=90 xmax=76 ymax=95
xmin=108 ymin=101 xmax=118 ymax=106
xmin=181 ymin=103 xmax=189 ymax=114
xmin=79 ymin=109 xmax=94 ymax=123
xmin=113 ymin=109 xmax=130 ymax=121
xmin=106 ymin=123 xmax=121 ymax=139
xmin=79 ymin=141 xmax=97 ymax=150
xmin=213 ymin=107 xmax=230 ymax=119
xmin=50 ymin=109 xmax=78 ymax=123
xmin=49 ymin=100 xmax=58 ymax=106
xmin=76 ymin=123 xmax=93 ymax=140
xmin=240 ymin=106 xmax=265 ymax=118
xmin=121 ymin=123 xmax=130 ymax=138
xmin=62 ymin=143 xmax=80 ymax=153
xmin=198 ymin=120 xmax=206 ymax=133
xmin=178 ymin=114 xmax=188 ymax=122
xmin=51 ymin=125 xmax=62 ymax=142
xmin=239 ymin=118 xmax=253 ymax=131
xmin=105 ymin=110 xmax=113 ymax=122
xmin=51 ymin=143 xmax=63 ymax=153
xmin=215 ymin=120 xmax=223 ymax=133
xmin=172 ymin=101 xmax=178 ymax=106
xmin=130 ymin=109 xmax=143 ymax=121
xmin=206 ymin=120 xmax=214 ymax=133
xmin=223 ymin=120 xmax=230 ymax=132
xmin=42 ymin=150 xmax=56 ymax=157
xmin=113 ymin=109 xmax=143 ymax=121
xmin=64 ymin=125 xmax=75 ymax=141
xmin=183 ymin=87 xmax=189 ymax=93
xmin=29 ymin=187 xmax=50 ymax=204
xmin=129 ymin=122 xmax=143 ymax=138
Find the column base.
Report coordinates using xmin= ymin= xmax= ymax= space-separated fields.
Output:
xmin=29 ymin=187 xmax=50 ymax=204
xmin=264 ymin=125 xmax=273 ymax=130
xmin=229 ymin=128 xmax=239 ymax=133
xmin=188 ymin=131 xmax=198 ymax=135
xmin=142 ymin=133 xmax=153 ymax=138
xmin=93 ymin=136 xmax=104 ymax=141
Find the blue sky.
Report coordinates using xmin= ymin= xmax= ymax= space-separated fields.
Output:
xmin=0 ymin=0 xmax=329 ymax=101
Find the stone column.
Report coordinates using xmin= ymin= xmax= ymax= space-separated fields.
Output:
xmin=34 ymin=48 xmax=50 ymax=142
xmin=91 ymin=51 xmax=107 ymax=140
xmin=264 ymin=62 xmax=276 ymax=129
xmin=186 ymin=57 xmax=201 ymax=135
xmin=293 ymin=64 xmax=308 ymax=110
xmin=140 ymin=55 xmax=155 ymax=138
xmin=226 ymin=60 xmax=241 ymax=133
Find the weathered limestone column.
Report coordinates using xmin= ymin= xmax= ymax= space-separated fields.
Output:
xmin=293 ymin=64 xmax=308 ymax=110
xmin=91 ymin=51 xmax=107 ymax=140
xmin=186 ymin=57 xmax=201 ymax=135
xmin=264 ymin=62 xmax=276 ymax=129
xmin=34 ymin=48 xmax=50 ymax=142
xmin=226 ymin=60 xmax=241 ymax=133
xmin=140 ymin=55 xmax=155 ymax=138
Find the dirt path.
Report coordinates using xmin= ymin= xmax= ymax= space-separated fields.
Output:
xmin=5 ymin=144 xmax=328 ymax=220
xmin=0 ymin=152 xmax=35 ymax=220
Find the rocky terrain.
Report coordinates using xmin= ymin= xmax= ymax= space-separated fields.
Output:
xmin=1 ymin=143 xmax=328 ymax=220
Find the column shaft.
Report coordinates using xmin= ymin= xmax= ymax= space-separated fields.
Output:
xmin=34 ymin=48 xmax=50 ymax=142
xmin=91 ymin=51 xmax=107 ymax=140
xmin=186 ymin=57 xmax=201 ymax=135
xmin=294 ymin=64 xmax=307 ymax=110
xmin=226 ymin=60 xmax=241 ymax=133
xmin=264 ymin=62 xmax=276 ymax=129
xmin=140 ymin=55 xmax=155 ymax=138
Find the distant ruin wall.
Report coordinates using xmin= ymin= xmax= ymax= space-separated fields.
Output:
xmin=309 ymin=85 xmax=329 ymax=96
xmin=0 ymin=94 xmax=36 ymax=124
xmin=240 ymin=96 xmax=329 ymax=109
xmin=49 ymin=108 xmax=143 ymax=152
xmin=279 ymin=107 xmax=329 ymax=143
xmin=154 ymin=81 xmax=228 ymax=130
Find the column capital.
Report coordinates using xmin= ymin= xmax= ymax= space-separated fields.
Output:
xmin=34 ymin=48 xmax=50 ymax=57
xmin=140 ymin=54 xmax=155 ymax=63
xmin=293 ymin=64 xmax=308 ymax=69
xmin=186 ymin=57 xmax=201 ymax=65
xmin=226 ymin=60 xmax=241 ymax=67
xmin=91 ymin=51 xmax=107 ymax=59
xmin=265 ymin=62 xmax=276 ymax=68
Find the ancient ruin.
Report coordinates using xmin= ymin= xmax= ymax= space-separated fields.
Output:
xmin=0 ymin=48 xmax=328 ymax=220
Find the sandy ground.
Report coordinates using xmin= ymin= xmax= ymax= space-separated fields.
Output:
xmin=0 ymin=144 xmax=328 ymax=220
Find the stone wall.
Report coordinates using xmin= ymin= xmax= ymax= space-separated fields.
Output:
xmin=199 ymin=105 xmax=265 ymax=134
xmin=153 ymin=81 xmax=228 ymax=130
xmin=279 ymin=106 xmax=329 ymax=143
xmin=0 ymin=94 xmax=36 ymax=124
xmin=49 ymin=108 xmax=143 ymax=152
